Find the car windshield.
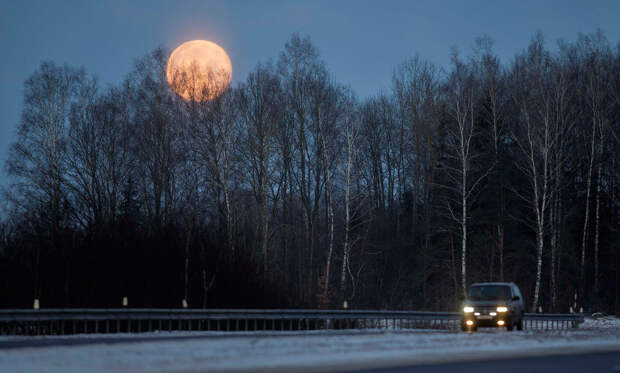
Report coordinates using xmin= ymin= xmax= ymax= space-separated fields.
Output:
xmin=468 ymin=285 xmax=512 ymax=301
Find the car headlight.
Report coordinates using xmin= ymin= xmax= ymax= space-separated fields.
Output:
xmin=497 ymin=306 xmax=508 ymax=313
xmin=463 ymin=306 xmax=474 ymax=313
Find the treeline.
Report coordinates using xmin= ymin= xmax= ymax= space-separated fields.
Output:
xmin=1 ymin=31 xmax=618 ymax=312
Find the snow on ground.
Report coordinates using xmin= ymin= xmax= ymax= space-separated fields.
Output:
xmin=1 ymin=319 xmax=619 ymax=373
xmin=581 ymin=315 xmax=620 ymax=330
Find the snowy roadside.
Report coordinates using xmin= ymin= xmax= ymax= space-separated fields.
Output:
xmin=1 ymin=317 xmax=619 ymax=373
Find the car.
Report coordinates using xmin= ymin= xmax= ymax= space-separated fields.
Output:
xmin=460 ymin=282 xmax=524 ymax=332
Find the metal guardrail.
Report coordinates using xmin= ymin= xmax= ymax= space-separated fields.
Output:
xmin=0 ymin=309 xmax=584 ymax=335
xmin=522 ymin=312 xmax=585 ymax=330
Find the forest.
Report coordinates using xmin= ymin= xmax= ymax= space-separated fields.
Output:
xmin=0 ymin=31 xmax=618 ymax=313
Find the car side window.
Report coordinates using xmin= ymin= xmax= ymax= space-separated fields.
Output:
xmin=513 ymin=286 xmax=522 ymax=300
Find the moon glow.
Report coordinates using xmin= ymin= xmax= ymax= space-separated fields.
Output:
xmin=166 ymin=40 xmax=232 ymax=101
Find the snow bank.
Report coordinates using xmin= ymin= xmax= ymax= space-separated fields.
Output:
xmin=581 ymin=315 xmax=620 ymax=331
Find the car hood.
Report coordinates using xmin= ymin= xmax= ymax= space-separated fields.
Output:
xmin=463 ymin=300 xmax=510 ymax=307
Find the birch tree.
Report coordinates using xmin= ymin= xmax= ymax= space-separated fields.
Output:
xmin=510 ymin=34 xmax=573 ymax=311
xmin=473 ymin=37 xmax=508 ymax=281
xmin=340 ymin=109 xmax=363 ymax=303
xmin=440 ymin=50 xmax=490 ymax=294
xmin=6 ymin=62 xmax=83 ymax=303
xmin=309 ymin=71 xmax=348 ymax=300
xmin=578 ymin=32 xmax=612 ymax=298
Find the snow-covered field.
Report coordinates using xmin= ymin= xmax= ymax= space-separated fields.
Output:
xmin=1 ymin=317 xmax=619 ymax=373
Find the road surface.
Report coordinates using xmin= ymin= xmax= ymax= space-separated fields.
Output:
xmin=357 ymin=350 xmax=620 ymax=373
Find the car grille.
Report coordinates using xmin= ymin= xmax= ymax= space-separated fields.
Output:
xmin=476 ymin=306 xmax=496 ymax=314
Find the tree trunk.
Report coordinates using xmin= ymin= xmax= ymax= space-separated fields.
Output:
xmin=549 ymin=190 xmax=557 ymax=312
xmin=341 ymin=122 xmax=354 ymax=302
xmin=461 ymin=176 xmax=467 ymax=295
xmin=201 ymin=243 xmax=207 ymax=308
xmin=498 ymin=226 xmax=504 ymax=281
xmin=593 ymin=150 xmax=602 ymax=297
xmin=184 ymin=211 xmax=193 ymax=305
xmin=261 ymin=185 xmax=269 ymax=283
xmin=460 ymin=106 xmax=468 ymax=295
xmin=532 ymin=219 xmax=544 ymax=312
xmin=223 ymin=183 xmax=234 ymax=255
xmin=580 ymin=118 xmax=596 ymax=291
xmin=530 ymin=125 xmax=548 ymax=313
xmin=450 ymin=232 xmax=458 ymax=300
xmin=323 ymin=178 xmax=334 ymax=297
xmin=321 ymin=125 xmax=335 ymax=298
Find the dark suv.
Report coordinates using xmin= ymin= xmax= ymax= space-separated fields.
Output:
xmin=460 ymin=282 xmax=524 ymax=332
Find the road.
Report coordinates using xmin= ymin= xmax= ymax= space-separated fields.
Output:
xmin=357 ymin=350 xmax=620 ymax=373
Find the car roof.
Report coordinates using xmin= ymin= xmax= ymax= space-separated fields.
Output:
xmin=470 ymin=282 xmax=515 ymax=287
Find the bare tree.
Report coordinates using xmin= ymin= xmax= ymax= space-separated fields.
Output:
xmin=510 ymin=34 xmax=574 ymax=311
xmin=578 ymin=32 xmax=612 ymax=299
xmin=472 ymin=36 xmax=508 ymax=281
xmin=308 ymin=70 xmax=348 ymax=302
xmin=6 ymin=62 xmax=83 ymax=303
xmin=340 ymin=109 xmax=363 ymax=303
xmin=393 ymin=55 xmax=441 ymax=301
xmin=67 ymin=86 xmax=133 ymax=230
xmin=126 ymin=48 xmax=183 ymax=229
xmin=440 ymin=50 xmax=490 ymax=295
xmin=278 ymin=33 xmax=327 ymax=303
xmin=186 ymin=85 xmax=239 ymax=255
xmin=238 ymin=62 xmax=282 ymax=281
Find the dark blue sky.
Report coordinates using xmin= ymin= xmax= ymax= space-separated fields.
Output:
xmin=2 ymin=0 xmax=620 ymax=185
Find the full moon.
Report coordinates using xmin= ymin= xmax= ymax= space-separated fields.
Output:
xmin=166 ymin=40 xmax=232 ymax=101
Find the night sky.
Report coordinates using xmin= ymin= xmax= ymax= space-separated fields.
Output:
xmin=2 ymin=0 xmax=620 ymax=187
